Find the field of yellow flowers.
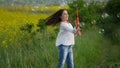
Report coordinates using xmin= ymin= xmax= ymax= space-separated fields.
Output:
xmin=0 ymin=5 xmax=60 ymax=48
xmin=0 ymin=6 xmax=68 ymax=68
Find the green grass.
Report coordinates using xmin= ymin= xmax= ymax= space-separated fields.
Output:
xmin=0 ymin=27 xmax=104 ymax=68
xmin=73 ymin=27 xmax=104 ymax=68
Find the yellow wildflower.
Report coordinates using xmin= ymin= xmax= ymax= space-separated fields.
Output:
xmin=2 ymin=40 xmax=6 ymax=45
xmin=2 ymin=40 xmax=7 ymax=48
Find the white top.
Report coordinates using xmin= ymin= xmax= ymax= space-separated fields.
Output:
xmin=56 ymin=22 xmax=76 ymax=46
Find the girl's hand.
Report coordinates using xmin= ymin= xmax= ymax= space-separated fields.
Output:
xmin=76 ymin=27 xmax=81 ymax=36
xmin=74 ymin=20 xmax=79 ymax=27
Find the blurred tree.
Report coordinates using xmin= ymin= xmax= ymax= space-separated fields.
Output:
xmin=68 ymin=0 xmax=102 ymax=29
xmin=98 ymin=0 xmax=120 ymax=45
xmin=105 ymin=0 xmax=120 ymax=17
xmin=68 ymin=0 xmax=120 ymax=45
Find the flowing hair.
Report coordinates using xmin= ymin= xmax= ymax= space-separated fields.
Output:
xmin=45 ymin=9 xmax=66 ymax=26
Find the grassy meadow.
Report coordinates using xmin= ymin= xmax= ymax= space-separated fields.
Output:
xmin=0 ymin=5 xmax=120 ymax=68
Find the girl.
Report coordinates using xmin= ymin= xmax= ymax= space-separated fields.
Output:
xmin=45 ymin=9 xmax=81 ymax=68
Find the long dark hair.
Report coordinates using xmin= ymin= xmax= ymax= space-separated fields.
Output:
xmin=45 ymin=9 xmax=66 ymax=26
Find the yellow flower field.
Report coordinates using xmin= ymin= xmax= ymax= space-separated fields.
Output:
xmin=0 ymin=5 xmax=69 ymax=48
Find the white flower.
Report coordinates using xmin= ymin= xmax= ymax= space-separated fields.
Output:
xmin=117 ymin=13 xmax=120 ymax=18
xmin=102 ymin=13 xmax=109 ymax=18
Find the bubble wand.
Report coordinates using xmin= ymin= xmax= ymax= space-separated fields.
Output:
xmin=75 ymin=4 xmax=81 ymax=36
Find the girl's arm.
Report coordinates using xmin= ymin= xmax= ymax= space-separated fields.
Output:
xmin=76 ymin=27 xmax=82 ymax=36
xmin=61 ymin=23 xmax=76 ymax=33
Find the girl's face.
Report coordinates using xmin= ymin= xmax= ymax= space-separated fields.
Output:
xmin=60 ymin=10 xmax=69 ymax=22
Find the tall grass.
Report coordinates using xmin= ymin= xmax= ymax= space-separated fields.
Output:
xmin=0 ymin=25 xmax=104 ymax=68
